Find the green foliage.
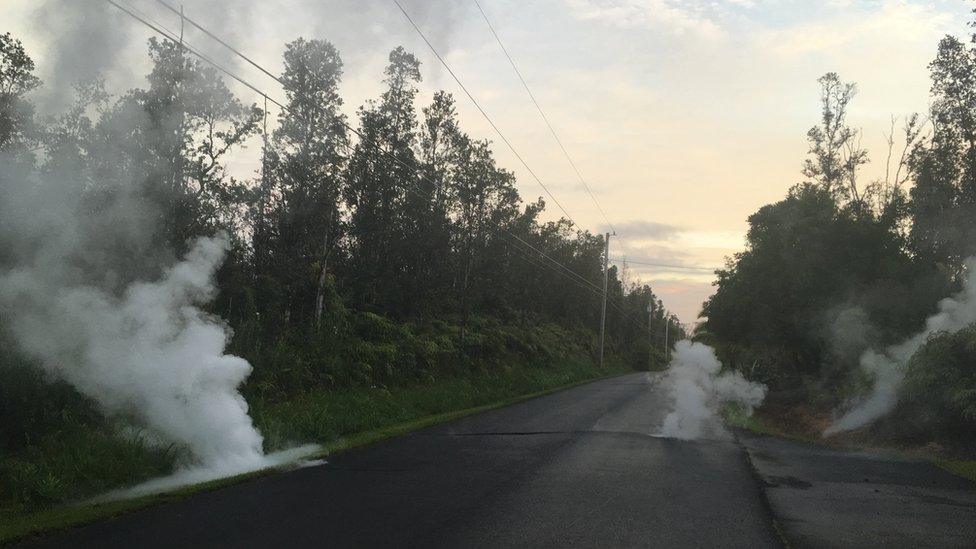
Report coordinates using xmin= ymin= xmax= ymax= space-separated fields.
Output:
xmin=701 ymin=183 xmax=949 ymax=402
xmin=0 ymin=350 xmax=179 ymax=513
xmin=937 ymin=460 xmax=976 ymax=482
xmin=899 ymin=325 xmax=976 ymax=435
xmin=0 ymin=428 xmax=178 ymax=512
xmin=697 ymin=52 xmax=976 ymax=425
xmin=0 ymin=32 xmax=40 ymax=153
xmin=909 ymin=32 xmax=976 ymax=274
xmin=250 ymin=352 xmax=618 ymax=452
xmin=0 ymin=30 xmax=671 ymax=521
xmin=701 ymin=19 xmax=976 ymax=436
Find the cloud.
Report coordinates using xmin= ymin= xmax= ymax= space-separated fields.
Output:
xmin=756 ymin=1 xmax=958 ymax=58
xmin=606 ymin=220 xmax=682 ymax=240
xmin=563 ymin=0 xmax=730 ymax=40
xmin=649 ymin=279 xmax=716 ymax=322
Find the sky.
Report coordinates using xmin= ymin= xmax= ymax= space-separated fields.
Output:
xmin=3 ymin=0 xmax=973 ymax=323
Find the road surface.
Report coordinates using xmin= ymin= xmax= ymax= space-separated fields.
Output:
xmin=24 ymin=373 xmax=976 ymax=548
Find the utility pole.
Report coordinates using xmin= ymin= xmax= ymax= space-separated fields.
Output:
xmin=647 ymin=302 xmax=653 ymax=370
xmin=663 ymin=315 xmax=670 ymax=363
xmin=598 ymin=232 xmax=610 ymax=368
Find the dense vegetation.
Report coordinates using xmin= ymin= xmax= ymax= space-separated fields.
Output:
xmin=701 ymin=17 xmax=976 ymax=441
xmin=0 ymin=32 xmax=680 ymax=515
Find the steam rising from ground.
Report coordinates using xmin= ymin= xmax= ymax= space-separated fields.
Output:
xmin=0 ymin=232 xmax=321 ymax=491
xmin=657 ymin=340 xmax=767 ymax=440
xmin=826 ymin=257 xmax=976 ymax=434
xmin=2 ymin=237 xmax=264 ymax=469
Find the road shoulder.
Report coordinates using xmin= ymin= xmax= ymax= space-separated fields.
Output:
xmin=737 ymin=429 xmax=976 ymax=549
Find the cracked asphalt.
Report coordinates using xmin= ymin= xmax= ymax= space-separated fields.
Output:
xmin=23 ymin=372 xmax=976 ymax=548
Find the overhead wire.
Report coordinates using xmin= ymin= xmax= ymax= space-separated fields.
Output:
xmin=471 ymin=0 xmax=616 ymax=236
xmin=400 ymin=0 xmax=666 ymax=327
xmin=390 ymin=0 xmax=581 ymax=230
xmin=105 ymin=0 xmax=650 ymax=327
xmin=610 ymin=258 xmax=718 ymax=272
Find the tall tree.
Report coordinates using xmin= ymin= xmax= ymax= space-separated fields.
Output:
xmin=259 ymin=38 xmax=348 ymax=330
xmin=0 ymin=32 xmax=41 ymax=269
xmin=343 ymin=46 xmax=422 ymax=315
xmin=803 ymin=73 xmax=869 ymax=207
xmin=0 ymin=32 xmax=40 ymax=154
xmin=134 ymin=38 xmax=261 ymax=254
xmin=909 ymin=24 xmax=976 ymax=272
xmin=411 ymin=91 xmax=462 ymax=315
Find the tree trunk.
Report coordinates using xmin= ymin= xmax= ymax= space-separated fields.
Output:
xmin=315 ymin=206 xmax=337 ymax=329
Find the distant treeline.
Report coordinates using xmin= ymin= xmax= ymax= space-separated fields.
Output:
xmin=699 ymin=19 xmax=976 ymax=440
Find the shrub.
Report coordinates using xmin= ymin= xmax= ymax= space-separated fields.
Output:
xmin=899 ymin=324 xmax=976 ymax=437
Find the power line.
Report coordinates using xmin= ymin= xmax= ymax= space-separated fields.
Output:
xmin=471 ymin=0 xmax=616 ymax=236
xmin=105 ymin=0 xmax=287 ymax=114
xmin=497 ymin=236 xmax=648 ymax=327
xmin=108 ymin=0 xmax=659 ymax=329
xmin=610 ymin=258 xmax=718 ymax=272
xmin=146 ymin=3 xmax=600 ymax=300
xmin=153 ymin=0 xmax=282 ymax=85
xmin=393 ymin=0 xmax=651 ymax=330
xmin=116 ymin=1 xmax=596 ymax=289
xmin=105 ymin=0 xmax=648 ymax=324
xmin=505 ymin=233 xmax=605 ymax=294
xmin=502 ymin=235 xmax=605 ymax=300
xmin=390 ymin=0 xmax=581 ymax=231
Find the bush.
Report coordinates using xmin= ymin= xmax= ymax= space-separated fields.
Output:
xmin=899 ymin=324 xmax=976 ymax=438
xmin=0 ymin=351 xmax=178 ymax=513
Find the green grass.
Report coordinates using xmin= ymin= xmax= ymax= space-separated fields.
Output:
xmin=1 ymin=361 xmax=631 ymax=545
xmin=936 ymin=460 xmax=976 ymax=482
xmin=723 ymin=410 xmax=826 ymax=445
xmin=722 ymin=402 xmax=769 ymax=432
xmin=729 ymin=409 xmax=976 ymax=485
xmin=252 ymin=358 xmax=622 ymax=449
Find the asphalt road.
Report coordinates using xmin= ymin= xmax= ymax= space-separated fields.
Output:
xmin=740 ymin=430 xmax=976 ymax=548
xmin=24 ymin=372 xmax=976 ymax=548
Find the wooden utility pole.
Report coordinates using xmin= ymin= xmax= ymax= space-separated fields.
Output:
xmin=598 ymin=232 xmax=610 ymax=368
xmin=647 ymin=302 xmax=654 ymax=370
xmin=664 ymin=315 xmax=670 ymax=363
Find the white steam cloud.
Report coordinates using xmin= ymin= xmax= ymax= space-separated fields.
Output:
xmin=825 ymin=257 xmax=976 ymax=434
xmin=657 ymin=340 xmax=767 ymax=440
xmin=1 ymin=236 xmax=265 ymax=471
xmin=3 ymin=0 xmax=463 ymax=497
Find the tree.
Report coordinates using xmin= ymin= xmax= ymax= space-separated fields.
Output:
xmin=134 ymin=38 xmax=261 ymax=254
xmin=0 ymin=32 xmax=40 ymax=152
xmin=258 ymin=38 xmax=348 ymax=330
xmin=909 ymin=28 xmax=976 ymax=273
xmin=0 ymin=32 xmax=41 ymax=269
xmin=343 ymin=47 xmax=423 ymax=315
xmin=803 ymin=73 xmax=869 ymax=207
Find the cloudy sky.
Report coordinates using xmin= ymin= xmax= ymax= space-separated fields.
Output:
xmin=4 ymin=0 xmax=972 ymax=322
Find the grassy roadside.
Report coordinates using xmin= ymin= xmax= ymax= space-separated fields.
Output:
xmin=1 ymin=361 xmax=632 ymax=545
xmin=725 ymin=409 xmax=976 ymax=483
xmin=935 ymin=460 xmax=976 ymax=482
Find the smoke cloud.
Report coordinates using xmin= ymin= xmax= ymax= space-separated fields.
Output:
xmin=825 ymin=257 xmax=976 ymax=434
xmin=26 ymin=0 xmax=466 ymax=105
xmin=30 ymin=0 xmax=131 ymax=113
xmin=657 ymin=340 xmax=767 ymax=440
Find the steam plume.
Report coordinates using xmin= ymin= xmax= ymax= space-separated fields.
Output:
xmin=657 ymin=340 xmax=766 ymax=440
xmin=1 ymin=236 xmax=266 ymax=470
xmin=826 ymin=257 xmax=976 ymax=434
